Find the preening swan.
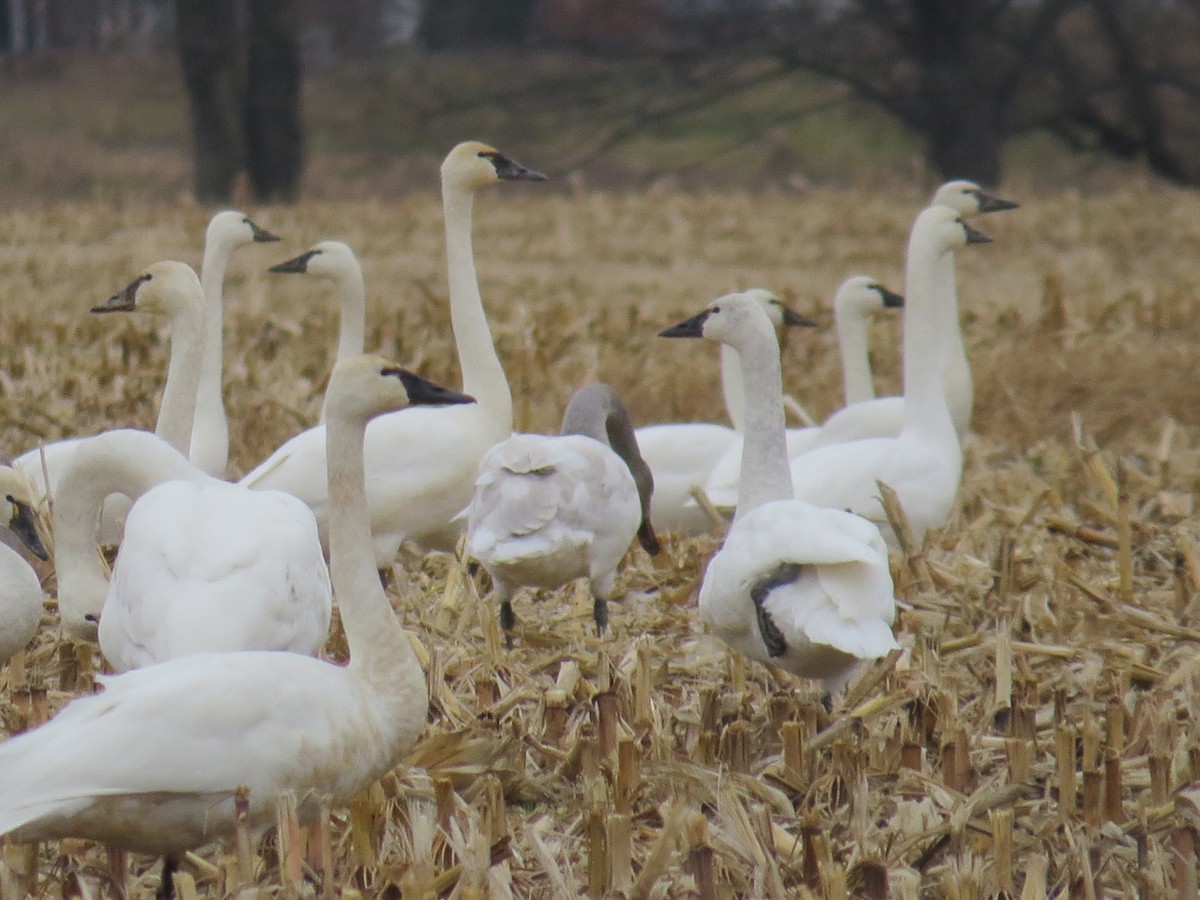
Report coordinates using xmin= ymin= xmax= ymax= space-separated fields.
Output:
xmin=783 ymin=205 xmax=989 ymax=547
xmin=268 ymin=240 xmax=366 ymax=420
xmin=659 ymin=293 xmax=897 ymax=692
xmin=635 ymin=290 xmax=814 ymax=537
xmin=51 ymin=428 xmax=333 ymax=672
xmin=703 ymin=277 xmax=903 ymax=505
xmin=190 ymin=210 xmax=280 ymax=477
xmin=0 ymin=466 xmax=49 ymax=664
xmin=0 ymin=356 xmax=473 ymax=891
xmin=14 ymin=262 xmax=206 ymax=541
xmin=241 ymin=143 xmax=545 ymax=565
xmin=468 ymin=383 xmax=659 ymax=643
xmin=808 ymin=181 xmax=1017 ymax=449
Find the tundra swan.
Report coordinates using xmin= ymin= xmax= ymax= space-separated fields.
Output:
xmin=14 ymin=262 xmax=206 ymax=541
xmin=0 ymin=356 xmax=472 ymax=893
xmin=267 ymin=240 xmax=366 ymax=420
xmin=659 ymin=293 xmax=897 ymax=692
xmin=189 ymin=210 xmax=280 ymax=477
xmin=703 ymin=276 xmax=903 ymax=505
xmin=0 ymin=465 xmax=49 ymax=664
xmin=772 ymin=206 xmax=988 ymax=547
xmin=241 ymin=142 xmax=545 ymax=565
xmin=808 ymin=181 xmax=1017 ymax=449
xmin=468 ymin=383 xmax=659 ymax=643
xmin=635 ymin=290 xmax=814 ymax=537
xmin=50 ymin=428 xmax=333 ymax=671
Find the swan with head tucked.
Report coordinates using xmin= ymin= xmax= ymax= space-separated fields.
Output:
xmin=659 ymin=293 xmax=897 ymax=692
xmin=51 ymin=427 xmax=333 ymax=673
xmin=702 ymin=277 xmax=903 ymax=505
xmin=805 ymin=181 xmax=1017 ymax=450
xmin=766 ymin=206 xmax=989 ymax=547
xmin=14 ymin=262 xmax=206 ymax=542
xmin=635 ymin=290 xmax=815 ymax=537
xmin=0 ymin=466 xmax=49 ymax=664
xmin=468 ymin=383 xmax=659 ymax=643
xmin=267 ymin=240 xmax=366 ymax=420
xmin=0 ymin=356 xmax=473 ymax=891
xmin=240 ymin=143 xmax=545 ymax=566
xmin=189 ymin=210 xmax=280 ymax=477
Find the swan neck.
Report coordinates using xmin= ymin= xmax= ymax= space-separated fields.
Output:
xmin=836 ymin=304 xmax=875 ymax=406
xmin=54 ymin=432 xmax=201 ymax=625
xmin=154 ymin=298 xmax=204 ymax=453
xmin=902 ymin=229 xmax=957 ymax=439
xmin=731 ymin=325 xmax=793 ymax=519
xmin=320 ymin=268 xmax=368 ymax=422
xmin=939 ymin=254 xmax=973 ymax=432
xmin=193 ymin=241 xmax=232 ymax=475
xmin=443 ymin=184 xmax=511 ymax=433
xmin=720 ymin=344 xmax=747 ymax=432
xmin=326 ymin=410 xmax=425 ymax=708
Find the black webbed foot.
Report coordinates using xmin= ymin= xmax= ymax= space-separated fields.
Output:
xmin=157 ymin=856 xmax=179 ymax=900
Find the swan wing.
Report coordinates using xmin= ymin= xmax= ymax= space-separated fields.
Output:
xmin=810 ymin=397 xmax=904 ymax=449
xmin=100 ymin=481 xmax=332 ymax=671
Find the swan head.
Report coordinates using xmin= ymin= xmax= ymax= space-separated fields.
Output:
xmin=0 ymin=465 xmax=48 ymax=561
xmin=743 ymin=288 xmax=817 ymax=329
xmin=205 ymin=210 xmax=280 ymax=250
xmin=441 ymin=141 xmax=547 ymax=191
xmin=91 ymin=260 xmax=204 ymax=320
xmin=834 ymin=275 xmax=905 ymax=319
xmin=912 ymin=204 xmax=993 ymax=254
xmin=325 ymin=354 xmax=476 ymax=423
xmin=931 ymin=180 xmax=1019 ymax=216
xmin=659 ymin=290 xmax=779 ymax=352
xmin=268 ymin=240 xmax=359 ymax=281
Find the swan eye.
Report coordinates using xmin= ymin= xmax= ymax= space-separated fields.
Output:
xmin=84 ymin=614 xmax=98 ymax=623
xmin=711 ymin=305 xmax=721 ymax=313
xmin=4 ymin=494 xmax=13 ymax=504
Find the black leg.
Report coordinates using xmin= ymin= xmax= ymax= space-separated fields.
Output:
xmin=749 ymin=562 xmax=803 ymax=659
xmin=593 ymin=597 xmax=609 ymax=636
xmin=500 ymin=599 xmax=516 ymax=649
xmin=157 ymin=856 xmax=179 ymax=900
xmin=820 ymin=691 xmax=834 ymax=714
xmin=378 ymin=567 xmax=391 ymax=589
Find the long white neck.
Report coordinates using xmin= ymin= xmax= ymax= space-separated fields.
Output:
xmin=442 ymin=184 xmax=511 ymax=434
xmin=901 ymin=228 xmax=958 ymax=442
xmin=192 ymin=238 xmax=232 ymax=476
xmin=940 ymin=252 xmax=973 ymax=433
xmin=319 ymin=268 xmax=367 ymax=422
xmin=153 ymin=293 xmax=205 ymax=453
xmin=720 ymin=344 xmax=747 ymax=432
xmin=326 ymin=405 xmax=427 ymax=731
xmin=836 ymin=304 xmax=875 ymax=406
xmin=54 ymin=430 xmax=204 ymax=629
xmin=731 ymin=321 xmax=793 ymax=520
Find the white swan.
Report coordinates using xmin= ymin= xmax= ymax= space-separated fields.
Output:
xmin=14 ymin=262 xmax=206 ymax=541
xmin=240 ymin=142 xmax=546 ymax=565
xmin=635 ymin=290 xmax=815 ymax=537
xmin=467 ymin=383 xmax=659 ymax=642
xmin=0 ymin=356 xmax=472 ymax=890
xmin=776 ymin=205 xmax=988 ymax=547
xmin=50 ymin=427 xmax=333 ymax=672
xmin=190 ymin=210 xmax=281 ymax=478
xmin=267 ymin=240 xmax=366 ymax=420
xmin=806 ymin=181 xmax=1017 ymax=450
xmin=703 ymin=276 xmax=904 ymax=504
xmin=0 ymin=466 xmax=48 ymax=664
xmin=659 ymin=293 xmax=897 ymax=692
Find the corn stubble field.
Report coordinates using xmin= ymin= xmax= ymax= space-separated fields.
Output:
xmin=2 ymin=179 xmax=1200 ymax=898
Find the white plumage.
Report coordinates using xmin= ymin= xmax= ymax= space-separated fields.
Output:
xmin=240 ymin=143 xmax=546 ymax=565
xmin=468 ymin=383 xmax=657 ymax=639
xmin=659 ymin=292 xmax=897 ymax=691
xmin=0 ymin=355 xmax=471 ymax=873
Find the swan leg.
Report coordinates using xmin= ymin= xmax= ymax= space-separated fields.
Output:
xmin=495 ymin=580 xmax=517 ymax=649
xmin=157 ymin=856 xmax=179 ymax=900
xmin=590 ymin=571 xmax=618 ymax=637
xmin=749 ymin=562 xmax=803 ymax=659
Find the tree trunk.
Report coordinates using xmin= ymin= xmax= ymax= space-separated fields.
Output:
xmin=244 ymin=0 xmax=304 ymax=201
xmin=176 ymin=0 xmax=242 ymax=204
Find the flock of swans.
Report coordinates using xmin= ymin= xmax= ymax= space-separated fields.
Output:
xmin=0 ymin=139 xmax=1016 ymax=895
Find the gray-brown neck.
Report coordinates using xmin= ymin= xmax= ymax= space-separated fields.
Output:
xmin=561 ymin=383 xmax=654 ymax=508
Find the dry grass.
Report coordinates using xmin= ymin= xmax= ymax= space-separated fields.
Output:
xmin=1 ymin=180 xmax=1200 ymax=897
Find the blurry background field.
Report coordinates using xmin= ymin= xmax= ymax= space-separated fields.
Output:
xmin=3 ymin=24 xmax=1200 ymax=900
